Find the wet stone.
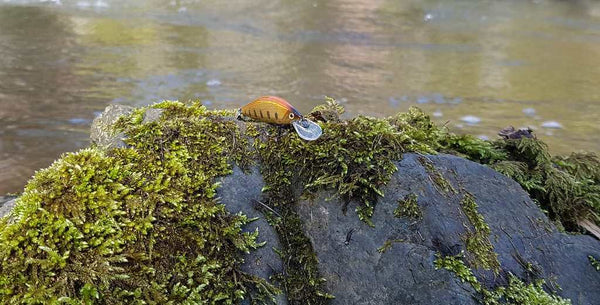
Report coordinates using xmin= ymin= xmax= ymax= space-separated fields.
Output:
xmin=90 ymin=104 xmax=134 ymax=149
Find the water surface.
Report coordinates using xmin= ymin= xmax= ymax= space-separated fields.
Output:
xmin=1 ymin=0 xmax=600 ymax=193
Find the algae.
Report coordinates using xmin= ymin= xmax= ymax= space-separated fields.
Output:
xmin=460 ymin=192 xmax=500 ymax=272
xmin=589 ymin=255 xmax=600 ymax=271
xmin=376 ymin=239 xmax=404 ymax=254
xmin=489 ymin=139 xmax=600 ymax=232
xmin=393 ymin=193 xmax=421 ymax=220
xmin=435 ymin=252 xmax=571 ymax=305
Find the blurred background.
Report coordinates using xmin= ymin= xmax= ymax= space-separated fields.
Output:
xmin=1 ymin=0 xmax=599 ymax=193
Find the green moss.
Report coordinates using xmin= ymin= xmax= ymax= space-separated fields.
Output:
xmin=393 ymin=193 xmax=421 ymax=220
xmin=0 ymin=101 xmax=276 ymax=304
xmin=442 ymin=134 xmax=508 ymax=164
xmin=250 ymin=101 xmax=451 ymax=303
xmin=377 ymin=239 xmax=404 ymax=254
xmin=2 ymin=98 xmax=598 ymax=304
xmin=589 ymin=255 xmax=600 ymax=271
xmin=488 ymin=139 xmax=600 ymax=231
xmin=418 ymin=156 xmax=457 ymax=194
xmin=434 ymin=252 xmax=482 ymax=292
xmin=460 ymin=192 xmax=500 ymax=272
xmin=435 ymin=253 xmax=571 ymax=305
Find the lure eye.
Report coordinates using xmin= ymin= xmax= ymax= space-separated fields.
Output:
xmin=289 ymin=113 xmax=295 ymax=120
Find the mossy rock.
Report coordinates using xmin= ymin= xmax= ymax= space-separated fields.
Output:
xmin=295 ymin=153 xmax=598 ymax=304
xmin=1 ymin=100 xmax=599 ymax=304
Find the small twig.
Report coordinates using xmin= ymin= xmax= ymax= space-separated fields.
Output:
xmin=345 ymin=228 xmax=355 ymax=245
xmin=251 ymin=199 xmax=282 ymax=218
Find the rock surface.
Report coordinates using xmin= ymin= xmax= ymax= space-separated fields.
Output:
xmin=86 ymin=104 xmax=600 ymax=305
xmin=90 ymin=104 xmax=133 ymax=149
xmin=4 ymin=104 xmax=587 ymax=304
xmin=295 ymin=153 xmax=600 ymax=305
xmin=0 ymin=196 xmax=16 ymax=218
xmin=212 ymin=152 xmax=600 ymax=304
xmin=218 ymin=167 xmax=288 ymax=305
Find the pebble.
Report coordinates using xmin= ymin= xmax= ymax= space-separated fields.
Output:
xmin=460 ymin=115 xmax=481 ymax=125
xmin=541 ymin=121 xmax=563 ymax=129
xmin=522 ymin=108 xmax=536 ymax=116
xmin=206 ymin=79 xmax=221 ymax=87
xmin=432 ymin=110 xmax=443 ymax=118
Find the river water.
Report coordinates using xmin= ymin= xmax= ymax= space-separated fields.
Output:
xmin=1 ymin=0 xmax=599 ymax=193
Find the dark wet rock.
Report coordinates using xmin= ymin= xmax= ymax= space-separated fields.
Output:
xmin=292 ymin=154 xmax=600 ymax=305
xmin=218 ymin=166 xmax=288 ymax=305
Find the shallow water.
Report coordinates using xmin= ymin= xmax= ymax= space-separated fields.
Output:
xmin=1 ymin=0 xmax=599 ymax=193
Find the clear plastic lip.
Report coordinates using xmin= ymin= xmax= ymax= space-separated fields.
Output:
xmin=292 ymin=119 xmax=322 ymax=141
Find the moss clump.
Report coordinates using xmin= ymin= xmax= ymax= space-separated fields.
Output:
xmin=0 ymin=101 xmax=276 ymax=304
xmin=435 ymin=252 xmax=571 ymax=305
xmin=393 ymin=193 xmax=422 ymax=220
xmin=487 ymin=275 xmax=571 ymax=305
xmin=489 ymin=140 xmax=600 ymax=232
xmin=403 ymin=117 xmax=600 ymax=233
xmin=589 ymin=255 xmax=600 ymax=271
xmin=435 ymin=252 xmax=482 ymax=292
xmin=460 ymin=192 xmax=500 ymax=272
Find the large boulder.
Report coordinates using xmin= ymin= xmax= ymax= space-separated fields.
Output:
xmin=209 ymin=152 xmax=600 ymax=304
xmin=87 ymin=103 xmax=600 ymax=305
xmin=2 ymin=102 xmax=598 ymax=304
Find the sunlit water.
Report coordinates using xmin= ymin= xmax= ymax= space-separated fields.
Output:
xmin=1 ymin=0 xmax=600 ymax=193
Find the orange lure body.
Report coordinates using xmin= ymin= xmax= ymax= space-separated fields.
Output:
xmin=240 ymin=96 xmax=303 ymax=125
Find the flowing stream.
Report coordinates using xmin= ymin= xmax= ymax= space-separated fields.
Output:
xmin=1 ymin=0 xmax=600 ymax=193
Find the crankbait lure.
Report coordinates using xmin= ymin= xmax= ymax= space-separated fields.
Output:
xmin=237 ymin=96 xmax=322 ymax=141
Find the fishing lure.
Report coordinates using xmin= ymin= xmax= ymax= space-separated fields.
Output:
xmin=237 ymin=96 xmax=322 ymax=141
